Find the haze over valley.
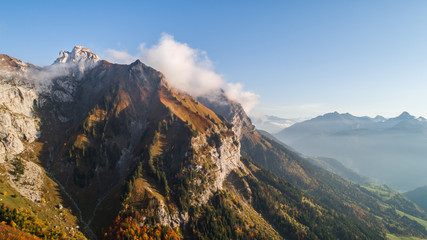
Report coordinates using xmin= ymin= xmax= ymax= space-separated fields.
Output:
xmin=273 ymin=111 xmax=427 ymax=191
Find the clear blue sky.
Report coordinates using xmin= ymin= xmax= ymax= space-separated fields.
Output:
xmin=2 ymin=1 xmax=427 ymax=119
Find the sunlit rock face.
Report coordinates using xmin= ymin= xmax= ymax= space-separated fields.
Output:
xmin=0 ymin=55 xmax=40 ymax=162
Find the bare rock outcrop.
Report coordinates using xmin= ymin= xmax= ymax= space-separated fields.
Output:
xmin=0 ymin=73 xmax=40 ymax=162
xmin=4 ymin=159 xmax=44 ymax=202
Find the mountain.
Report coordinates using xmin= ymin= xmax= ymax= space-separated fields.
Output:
xmin=275 ymin=111 xmax=427 ymax=191
xmin=405 ymin=186 xmax=427 ymax=212
xmin=250 ymin=115 xmax=299 ymax=134
xmin=37 ymin=50 xmax=248 ymax=238
xmin=0 ymin=47 xmax=426 ymax=239
xmin=200 ymin=98 xmax=427 ymax=239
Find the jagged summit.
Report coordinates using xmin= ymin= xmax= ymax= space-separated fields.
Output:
xmin=54 ymin=46 xmax=100 ymax=65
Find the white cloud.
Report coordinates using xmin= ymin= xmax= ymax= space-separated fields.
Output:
xmin=140 ymin=34 xmax=224 ymax=97
xmin=225 ymin=83 xmax=259 ymax=113
xmin=104 ymin=49 xmax=136 ymax=64
xmin=103 ymin=33 xmax=259 ymax=112
xmin=26 ymin=62 xmax=82 ymax=92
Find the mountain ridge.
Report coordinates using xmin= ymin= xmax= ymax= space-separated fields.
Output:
xmin=275 ymin=111 xmax=427 ymax=191
xmin=0 ymin=47 xmax=426 ymax=239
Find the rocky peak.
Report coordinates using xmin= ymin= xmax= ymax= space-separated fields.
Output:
xmin=54 ymin=46 xmax=100 ymax=66
xmin=47 ymin=46 xmax=101 ymax=100
xmin=197 ymin=92 xmax=255 ymax=138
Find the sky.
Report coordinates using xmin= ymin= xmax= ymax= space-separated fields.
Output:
xmin=2 ymin=1 xmax=427 ymax=119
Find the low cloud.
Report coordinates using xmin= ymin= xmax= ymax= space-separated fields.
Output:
xmin=103 ymin=34 xmax=259 ymax=112
xmin=225 ymin=83 xmax=259 ymax=113
xmin=19 ymin=53 xmax=100 ymax=93
xmin=141 ymin=34 xmax=224 ymax=97
xmin=104 ymin=49 xmax=136 ymax=65
xmin=27 ymin=60 xmax=95 ymax=92
xmin=15 ymin=63 xmax=75 ymax=92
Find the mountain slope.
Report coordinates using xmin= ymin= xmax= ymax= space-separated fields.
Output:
xmin=405 ymin=187 xmax=427 ymax=212
xmin=200 ymin=97 xmax=427 ymax=239
xmin=0 ymin=53 xmax=87 ymax=239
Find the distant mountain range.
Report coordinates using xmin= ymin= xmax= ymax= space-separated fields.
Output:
xmin=275 ymin=111 xmax=427 ymax=191
xmin=250 ymin=115 xmax=300 ymax=133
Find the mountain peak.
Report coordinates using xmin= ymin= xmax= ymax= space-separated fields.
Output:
xmin=131 ymin=59 xmax=142 ymax=65
xmin=395 ymin=111 xmax=415 ymax=120
xmin=399 ymin=111 xmax=410 ymax=116
xmin=54 ymin=46 xmax=100 ymax=65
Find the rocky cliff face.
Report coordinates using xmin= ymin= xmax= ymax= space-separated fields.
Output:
xmin=198 ymin=93 xmax=255 ymax=138
xmin=0 ymin=47 xmax=103 ymax=162
xmin=0 ymin=55 xmax=40 ymax=163
xmin=189 ymin=126 xmax=243 ymax=204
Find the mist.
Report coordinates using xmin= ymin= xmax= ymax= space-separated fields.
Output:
xmin=24 ymin=48 xmax=100 ymax=93
xmin=275 ymin=115 xmax=427 ymax=191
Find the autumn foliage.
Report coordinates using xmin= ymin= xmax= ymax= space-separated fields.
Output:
xmin=0 ymin=204 xmax=68 ymax=239
xmin=0 ymin=222 xmax=40 ymax=240
xmin=104 ymin=215 xmax=182 ymax=240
